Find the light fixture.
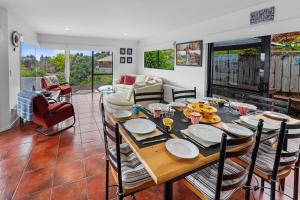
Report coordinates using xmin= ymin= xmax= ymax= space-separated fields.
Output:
xmin=123 ymin=33 xmax=128 ymax=36
xmin=64 ymin=27 xmax=70 ymax=31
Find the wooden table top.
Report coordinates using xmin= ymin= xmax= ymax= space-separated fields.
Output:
xmin=107 ymin=110 xmax=261 ymax=185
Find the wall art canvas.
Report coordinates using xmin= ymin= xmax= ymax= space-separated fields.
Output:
xmin=176 ymin=41 xmax=202 ymax=66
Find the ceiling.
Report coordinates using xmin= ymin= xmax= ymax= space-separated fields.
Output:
xmin=0 ymin=0 xmax=270 ymax=40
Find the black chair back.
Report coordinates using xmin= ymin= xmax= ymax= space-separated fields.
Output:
xmin=133 ymin=89 xmax=164 ymax=104
xmin=100 ymin=103 xmax=123 ymax=193
xmin=214 ymin=120 xmax=263 ymax=200
xmin=172 ymin=87 xmax=196 ymax=102
xmin=245 ymin=94 xmax=291 ymax=114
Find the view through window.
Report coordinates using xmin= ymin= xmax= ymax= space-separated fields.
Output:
xmin=21 ymin=43 xmax=113 ymax=93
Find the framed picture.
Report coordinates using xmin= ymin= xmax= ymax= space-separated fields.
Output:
xmin=176 ymin=40 xmax=203 ymax=66
xmin=120 ymin=57 xmax=125 ymax=63
xmin=144 ymin=49 xmax=174 ymax=70
xmin=127 ymin=57 xmax=132 ymax=63
xmin=120 ymin=48 xmax=126 ymax=55
xmin=127 ymin=48 xmax=132 ymax=55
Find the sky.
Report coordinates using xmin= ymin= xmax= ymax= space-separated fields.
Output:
xmin=21 ymin=43 xmax=92 ymax=60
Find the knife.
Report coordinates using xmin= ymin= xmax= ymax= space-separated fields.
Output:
xmin=142 ymin=138 xmax=168 ymax=144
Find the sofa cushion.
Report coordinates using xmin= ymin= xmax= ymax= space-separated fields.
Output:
xmin=120 ymin=75 xmax=125 ymax=84
xmin=135 ymin=75 xmax=146 ymax=83
xmin=124 ymin=75 xmax=136 ymax=85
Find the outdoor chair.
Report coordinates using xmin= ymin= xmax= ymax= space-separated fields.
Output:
xmin=172 ymin=87 xmax=196 ymax=102
xmin=245 ymin=94 xmax=292 ymax=115
xmin=235 ymin=120 xmax=300 ymax=200
xmin=182 ymin=120 xmax=264 ymax=200
xmin=32 ymin=94 xmax=75 ymax=135
xmin=100 ymin=103 xmax=155 ymax=200
xmin=41 ymin=75 xmax=72 ymax=97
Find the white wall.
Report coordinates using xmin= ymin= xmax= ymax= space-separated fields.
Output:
xmin=138 ymin=0 xmax=300 ymax=97
xmin=0 ymin=7 xmax=10 ymax=131
xmin=8 ymin=11 xmax=38 ymax=110
xmin=38 ymin=34 xmax=139 ymax=79
xmin=0 ymin=7 xmax=37 ymax=132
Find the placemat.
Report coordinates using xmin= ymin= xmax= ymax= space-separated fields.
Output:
xmin=119 ymin=122 xmax=170 ymax=148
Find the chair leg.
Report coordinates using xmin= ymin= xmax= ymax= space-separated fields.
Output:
xmin=294 ymin=161 xmax=299 ymax=200
xmin=245 ymin=187 xmax=251 ymax=200
xmin=279 ymin=179 xmax=285 ymax=192
xmin=270 ymin=181 xmax=276 ymax=200
xmin=260 ymin=179 xmax=265 ymax=191
xmin=105 ymin=159 xmax=109 ymax=200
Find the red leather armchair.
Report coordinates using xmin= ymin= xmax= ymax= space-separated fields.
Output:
xmin=32 ymin=94 xmax=75 ymax=135
xmin=41 ymin=75 xmax=72 ymax=96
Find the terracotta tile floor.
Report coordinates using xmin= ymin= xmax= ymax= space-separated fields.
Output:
xmin=0 ymin=93 xmax=298 ymax=200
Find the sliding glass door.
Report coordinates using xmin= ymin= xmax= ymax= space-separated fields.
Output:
xmin=92 ymin=51 xmax=113 ymax=92
xmin=69 ymin=50 xmax=113 ymax=93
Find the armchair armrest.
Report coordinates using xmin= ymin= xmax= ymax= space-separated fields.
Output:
xmin=49 ymin=102 xmax=68 ymax=112
xmin=47 ymin=84 xmax=59 ymax=90
xmin=59 ymin=82 xmax=69 ymax=85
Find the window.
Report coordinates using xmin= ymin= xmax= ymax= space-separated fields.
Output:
xmin=212 ymin=38 xmax=263 ymax=91
xmin=21 ymin=43 xmax=65 ymax=90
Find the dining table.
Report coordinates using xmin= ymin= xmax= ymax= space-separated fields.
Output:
xmin=107 ymin=102 xmax=300 ymax=200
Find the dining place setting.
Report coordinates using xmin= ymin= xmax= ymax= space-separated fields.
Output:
xmin=104 ymin=89 xmax=300 ymax=200
xmin=110 ymin=97 xmax=280 ymax=159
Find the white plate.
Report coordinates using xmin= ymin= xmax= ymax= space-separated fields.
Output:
xmin=240 ymin=116 xmax=280 ymax=130
xmin=112 ymin=110 xmax=132 ymax=118
xmin=263 ymin=111 xmax=291 ymax=121
xmin=148 ymin=103 xmax=169 ymax=112
xmin=124 ymin=119 xmax=156 ymax=135
xmin=222 ymin=123 xmax=253 ymax=137
xmin=169 ymin=102 xmax=186 ymax=107
xmin=188 ymin=124 xmax=223 ymax=143
xmin=165 ymin=139 xmax=199 ymax=159
xmin=229 ymin=102 xmax=257 ymax=111
xmin=186 ymin=98 xmax=205 ymax=103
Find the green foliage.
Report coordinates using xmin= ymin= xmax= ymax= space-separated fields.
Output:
xmin=144 ymin=49 xmax=174 ymax=70
xmin=49 ymin=53 xmax=65 ymax=72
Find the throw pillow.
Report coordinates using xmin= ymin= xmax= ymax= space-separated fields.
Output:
xmin=124 ymin=75 xmax=136 ymax=85
xmin=145 ymin=76 xmax=154 ymax=81
xmin=120 ymin=75 xmax=125 ymax=84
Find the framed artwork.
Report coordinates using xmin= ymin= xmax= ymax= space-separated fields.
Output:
xmin=144 ymin=49 xmax=174 ymax=70
xmin=127 ymin=57 xmax=132 ymax=63
xmin=120 ymin=48 xmax=126 ymax=55
xmin=127 ymin=48 xmax=132 ymax=55
xmin=120 ymin=57 xmax=125 ymax=63
xmin=176 ymin=40 xmax=203 ymax=66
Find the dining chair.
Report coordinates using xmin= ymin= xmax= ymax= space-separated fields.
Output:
xmin=245 ymin=94 xmax=292 ymax=114
xmin=279 ymin=123 xmax=300 ymax=199
xmin=235 ymin=120 xmax=300 ymax=200
xmin=172 ymin=87 xmax=196 ymax=102
xmin=133 ymin=89 xmax=164 ymax=106
xmin=100 ymin=103 xmax=155 ymax=200
xmin=182 ymin=119 xmax=264 ymax=200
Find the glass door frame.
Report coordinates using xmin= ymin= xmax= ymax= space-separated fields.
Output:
xmin=91 ymin=51 xmax=114 ymax=93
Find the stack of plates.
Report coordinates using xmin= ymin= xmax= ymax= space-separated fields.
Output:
xmin=187 ymin=124 xmax=224 ymax=147
xmin=124 ymin=119 xmax=156 ymax=135
xmin=169 ymin=102 xmax=186 ymax=108
xmin=263 ymin=111 xmax=291 ymax=121
xmin=229 ymin=102 xmax=257 ymax=111
xmin=239 ymin=116 xmax=280 ymax=132
xmin=222 ymin=123 xmax=253 ymax=137
xmin=112 ymin=110 xmax=132 ymax=118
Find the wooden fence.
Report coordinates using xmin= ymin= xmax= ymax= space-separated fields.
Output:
xmin=270 ymin=55 xmax=300 ymax=93
xmin=213 ymin=54 xmax=300 ymax=94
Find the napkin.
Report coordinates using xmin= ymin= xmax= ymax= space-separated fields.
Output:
xmin=181 ymin=129 xmax=217 ymax=148
xmin=131 ymin=129 xmax=163 ymax=141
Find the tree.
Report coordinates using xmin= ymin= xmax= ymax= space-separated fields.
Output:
xmin=49 ymin=53 xmax=65 ymax=72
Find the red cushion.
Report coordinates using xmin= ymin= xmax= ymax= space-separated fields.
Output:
xmin=124 ymin=75 xmax=136 ymax=85
xmin=120 ymin=75 xmax=125 ymax=84
xmin=59 ymin=85 xmax=72 ymax=95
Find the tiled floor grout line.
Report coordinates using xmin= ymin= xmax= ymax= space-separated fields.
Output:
xmin=10 ymin=137 xmax=36 ymax=200
xmin=49 ymin=132 xmax=62 ymax=200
